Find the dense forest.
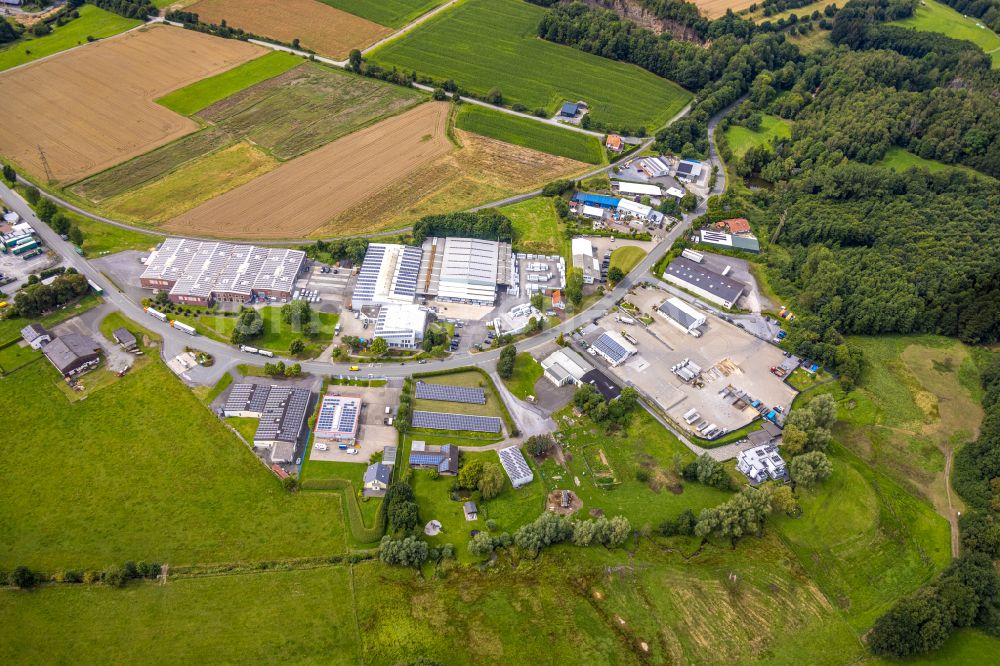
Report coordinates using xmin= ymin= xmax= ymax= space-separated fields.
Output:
xmin=411 ymin=210 xmax=513 ymax=244
xmin=85 ymin=0 xmax=156 ymax=20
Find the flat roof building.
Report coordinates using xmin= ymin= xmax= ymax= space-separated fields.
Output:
xmin=416 ymin=237 xmax=512 ymax=305
xmin=497 ymin=445 xmax=534 ymax=488
xmin=676 ymin=160 xmax=703 ymax=181
xmin=590 ymin=330 xmax=636 ymax=366
xmin=42 ymin=333 xmax=100 ymax=376
xmin=314 ymin=394 xmax=362 ymax=442
xmin=699 ymin=229 xmax=760 ymax=253
xmin=737 ymin=444 xmax=788 ymax=485
xmin=657 ymin=297 xmax=706 ymax=334
xmin=664 ymin=256 xmax=746 ymax=308
xmin=140 ymin=238 xmax=304 ymax=306
xmin=615 ymin=181 xmax=662 ymax=197
xmin=374 ymin=303 xmax=428 ymax=349
xmin=223 ymin=383 xmax=272 ymax=418
xmin=541 ymin=348 xmax=594 ymax=387
xmin=353 ymin=243 xmax=423 ymax=307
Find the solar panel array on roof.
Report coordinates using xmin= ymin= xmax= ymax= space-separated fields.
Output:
xmin=592 ymin=332 xmax=631 ymax=365
xmin=353 ymin=243 xmax=424 ymax=306
xmin=223 ymin=383 xmax=271 ymax=416
xmin=414 ymin=382 xmax=486 ymax=404
xmin=254 ymin=387 xmax=310 ymax=444
xmin=412 ymin=411 xmax=502 ymax=433
xmin=497 ymin=445 xmax=533 ymax=487
xmin=315 ymin=395 xmax=361 ymax=437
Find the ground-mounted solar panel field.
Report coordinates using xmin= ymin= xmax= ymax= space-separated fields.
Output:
xmin=414 ymin=381 xmax=486 ymax=404
xmin=412 ymin=410 xmax=502 ymax=433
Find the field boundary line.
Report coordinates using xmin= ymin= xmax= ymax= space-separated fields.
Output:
xmin=0 ymin=18 xmax=150 ymax=77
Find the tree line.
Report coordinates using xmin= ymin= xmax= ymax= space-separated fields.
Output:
xmin=411 ymin=210 xmax=513 ymax=244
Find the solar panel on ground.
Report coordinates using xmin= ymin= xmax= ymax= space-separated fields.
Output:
xmin=412 ymin=410 xmax=501 ymax=433
xmin=414 ymin=382 xmax=486 ymax=404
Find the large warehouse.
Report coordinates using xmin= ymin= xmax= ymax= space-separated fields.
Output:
xmin=353 ymin=243 xmax=424 ymax=307
xmin=417 ymin=237 xmax=513 ymax=305
xmin=140 ymin=238 xmax=305 ymax=306
xmin=657 ymin=297 xmax=707 ymax=335
xmin=663 ymin=256 xmax=746 ymax=308
xmin=223 ymin=383 xmax=311 ymax=464
xmin=374 ymin=303 xmax=429 ymax=349
xmin=314 ymin=394 xmax=362 ymax=443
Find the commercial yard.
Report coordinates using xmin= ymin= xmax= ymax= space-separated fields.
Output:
xmin=186 ymin=0 xmax=391 ymax=59
xmin=370 ymin=0 xmax=692 ymax=129
xmin=308 ymin=384 xmax=402 ymax=463
xmin=0 ymin=24 xmax=262 ymax=184
xmin=162 ymin=102 xmax=451 ymax=239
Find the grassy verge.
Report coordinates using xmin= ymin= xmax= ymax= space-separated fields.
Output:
xmin=455 ymin=104 xmax=605 ymax=164
xmin=502 ymin=352 xmax=543 ymax=400
xmin=192 ymin=372 xmax=233 ymax=405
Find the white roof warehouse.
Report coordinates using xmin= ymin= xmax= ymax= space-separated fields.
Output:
xmin=663 ymin=256 xmax=746 ymax=309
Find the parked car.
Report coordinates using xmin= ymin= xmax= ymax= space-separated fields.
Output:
xmin=315 ymin=443 xmax=328 ymax=452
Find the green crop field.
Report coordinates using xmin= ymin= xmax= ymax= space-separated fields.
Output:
xmin=371 ymin=0 xmax=692 ymax=129
xmin=608 ymin=245 xmax=646 ymax=275
xmin=501 ymin=196 xmax=565 ymax=255
xmin=456 ymin=105 xmax=605 ymax=164
xmin=724 ymin=114 xmax=792 ymax=158
xmin=0 ymin=358 xmax=346 ymax=571
xmin=893 ymin=0 xmax=1000 ymax=67
xmin=175 ymin=306 xmax=339 ymax=357
xmin=0 ymin=5 xmax=140 ymax=72
xmin=319 ymin=0 xmax=443 ymax=27
xmin=502 ymin=352 xmax=543 ymax=400
xmin=156 ymin=51 xmax=303 ymax=116
xmin=878 ymin=146 xmax=994 ymax=180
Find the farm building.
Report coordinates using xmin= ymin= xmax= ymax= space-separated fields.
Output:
xmin=675 ymin=160 xmax=702 ymax=181
xmin=559 ymin=102 xmax=580 ymax=117
xmin=139 ymin=238 xmax=305 ymax=306
xmin=572 ymin=192 xmax=620 ymax=209
xmin=20 ymin=323 xmax=51 ymax=350
xmin=42 ymin=334 xmax=101 ymax=377
xmin=590 ymin=330 xmax=636 ymax=367
xmin=699 ymin=229 xmax=760 ymax=253
xmin=363 ymin=463 xmax=391 ymax=495
xmin=737 ymin=444 xmax=788 ymax=485
xmin=571 ymin=237 xmax=599 ymax=284
xmin=314 ymin=394 xmax=362 ymax=443
xmin=664 ymin=256 xmax=746 ymax=308
xmin=615 ymin=181 xmax=662 ymax=197
xmin=374 ymin=303 xmax=429 ymax=349
xmin=254 ymin=387 xmax=311 ymax=464
xmin=497 ymin=445 xmax=534 ymax=488
xmin=638 ymin=157 xmax=670 ymax=178
xmin=416 ymin=236 xmax=513 ymax=305
xmin=408 ymin=441 xmax=459 ymax=475
xmin=657 ymin=297 xmax=707 ymax=335
xmin=112 ymin=327 xmax=137 ymax=350
xmin=605 ymin=134 xmax=623 ymax=152
xmin=541 ymin=348 xmax=594 ymax=387
xmin=581 ymin=368 xmax=622 ymax=401
xmin=353 ymin=243 xmax=423 ymax=307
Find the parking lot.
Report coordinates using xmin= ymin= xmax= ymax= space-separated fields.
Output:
xmin=297 ymin=262 xmax=354 ymax=310
xmin=588 ymin=285 xmax=797 ymax=438
xmin=0 ymin=246 xmax=61 ymax=293
xmin=308 ymin=384 xmax=402 ymax=463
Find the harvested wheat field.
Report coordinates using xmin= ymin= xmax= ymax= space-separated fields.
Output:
xmin=312 ymin=129 xmax=589 ymax=237
xmin=162 ymin=102 xmax=452 ymax=239
xmin=186 ymin=0 xmax=391 ymax=59
xmin=0 ymin=25 xmax=262 ymax=184
xmin=693 ymin=0 xmax=757 ymax=18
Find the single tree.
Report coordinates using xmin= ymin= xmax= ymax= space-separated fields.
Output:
xmin=370 ymin=337 xmax=389 ymax=357
xmin=608 ymin=266 xmax=625 ymax=284
xmin=478 ymin=462 xmax=505 ymax=500
xmin=289 ymin=338 xmax=305 ymax=356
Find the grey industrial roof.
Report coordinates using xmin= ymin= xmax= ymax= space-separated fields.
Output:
xmin=254 ymin=387 xmax=311 ymax=445
xmin=747 ymin=430 xmax=774 ymax=447
xmin=364 ymin=463 xmax=391 ymax=486
xmin=665 ymin=257 xmax=746 ymax=304
xmin=580 ymin=368 xmax=622 ymax=401
xmin=42 ymin=334 xmax=99 ymax=373
xmin=657 ymin=298 xmax=701 ymax=329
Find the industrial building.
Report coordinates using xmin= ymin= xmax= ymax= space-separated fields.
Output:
xmin=615 ymin=181 xmax=662 ymax=197
xmin=737 ymin=444 xmax=788 ymax=484
xmin=580 ymin=368 xmax=622 ymax=401
xmin=663 ymin=256 xmax=746 ymax=308
xmin=617 ymin=199 xmax=657 ymax=222
xmin=140 ymin=238 xmax=305 ymax=306
xmin=657 ymin=297 xmax=706 ymax=335
xmin=374 ymin=303 xmax=429 ymax=349
xmin=571 ymin=238 xmax=599 ymax=284
xmin=676 ymin=160 xmax=703 ymax=182
xmin=222 ymin=383 xmax=311 ymax=464
xmin=590 ymin=330 xmax=637 ymax=366
xmin=638 ymin=157 xmax=670 ymax=178
xmin=353 ymin=243 xmax=423 ymax=307
xmin=417 ymin=237 xmax=513 ymax=305
xmin=572 ymin=192 xmax=620 ymax=209
xmin=42 ymin=333 xmax=100 ymax=376
xmin=493 ymin=303 xmax=542 ymax=336
xmin=699 ymin=229 xmax=760 ymax=253
xmin=541 ymin=348 xmax=594 ymax=387
xmin=314 ymin=394 xmax=362 ymax=443
xmin=664 ymin=186 xmax=685 ymax=201
xmin=497 ymin=445 xmax=534 ymax=488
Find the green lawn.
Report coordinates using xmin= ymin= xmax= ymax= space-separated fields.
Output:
xmin=608 ymin=245 xmax=646 ymax=275
xmin=156 ymin=51 xmax=303 ymax=116
xmin=174 ymin=306 xmax=338 ymax=357
xmin=724 ymin=114 xmax=792 ymax=158
xmin=0 ymin=567 xmax=361 ymax=664
xmin=501 ymin=196 xmax=565 ymax=255
xmin=0 ymin=292 xmax=102 ymax=345
xmin=502 ymin=352 xmax=543 ymax=400
xmin=455 ymin=104 xmax=605 ymax=164
xmin=893 ymin=0 xmax=1000 ymax=67
xmin=319 ymin=0 xmax=443 ymax=27
xmin=877 ymin=146 xmax=994 ymax=181
xmin=0 ymin=359 xmax=346 ymax=571
xmin=64 ymin=208 xmax=160 ymax=257
xmin=371 ymin=0 xmax=692 ymax=129
xmin=0 ymin=5 xmax=140 ymax=72
xmin=192 ymin=371 xmax=233 ymax=405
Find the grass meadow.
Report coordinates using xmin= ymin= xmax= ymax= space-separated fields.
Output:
xmin=371 ymin=0 xmax=692 ymax=129
xmin=609 ymin=245 xmax=646 ymax=274
xmin=319 ymin=0 xmax=443 ymax=27
xmin=501 ymin=196 xmax=565 ymax=255
xmin=877 ymin=146 xmax=994 ymax=181
xmin=724 ymin=114 xmax=792 ymax=158
xmin=456 ymin=104 xmax=605 ymax=164
xmin=892 ymin=0 xmax=1000 ymax=67
xmin=156 ymin=51 xmax=303 ymax=115
xmin=175 ymin=306 xmax=339 ymax=357
xmin=0 ymin=358 xmax=347 ymax=570
xmin=502 ymin=352 xmax=544 ymax=400
xmin=0 ymin=5 xmax=140 ymax=72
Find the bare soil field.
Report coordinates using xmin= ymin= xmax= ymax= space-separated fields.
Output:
xmin=186 ymin=0 xmax=391 ymax=59
xmin=693 ymin=0 xmax=757 ymax=18
xmin=162 ymin=102 xmax=452 ymax=239
xmin=0 ymin=25 xmax=261 ymax=184
xmin=314 ymin=129 xmax=589 ymax=237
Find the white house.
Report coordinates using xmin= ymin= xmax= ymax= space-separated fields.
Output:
xmin=364 ymin=463 xmax=391 ymax=494
xmin=736 ymin=444 xmax=788 ymax=484
xmin=541 ymin=348 xmax=594 ymax=387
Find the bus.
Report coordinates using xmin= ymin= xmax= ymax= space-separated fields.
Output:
xmin=87 ymin=279 xmax=104 ymax=295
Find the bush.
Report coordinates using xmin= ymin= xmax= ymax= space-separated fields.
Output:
xmin=12 ymin=566 xmax=38 ymax=589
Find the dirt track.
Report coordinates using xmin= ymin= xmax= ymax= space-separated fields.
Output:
xmin=0 ymin=25 xmax=262 ymax=184
xmin=162 ymin=102 xmax=453 ymax=239
xmin=186 ymin=0 xmax=391 ymax=59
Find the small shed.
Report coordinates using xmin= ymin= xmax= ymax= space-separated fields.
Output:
xmin=463 ymin=501 xmax=478 ymax=521
xmin=559 ymin=102 xmax=579 ymax=117
xmin=112 ymin=327 xmax=137 ymax=350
